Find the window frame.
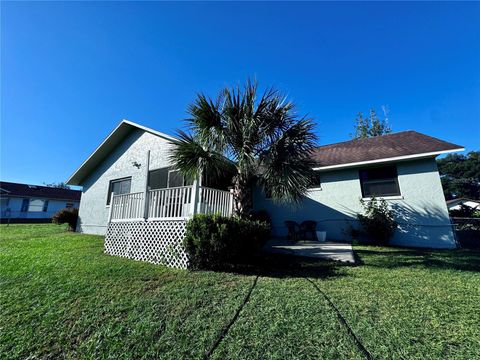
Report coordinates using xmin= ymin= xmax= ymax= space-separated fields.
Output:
xmin=359 ymin=165 xmax=401 ymax=199
xmin=309 ymin=171 xmax=322 ymax=190
xmin=21 ymin=198 xmax=29 ymax=212
xmin=106 ymin=177 xmax=132 ymax=205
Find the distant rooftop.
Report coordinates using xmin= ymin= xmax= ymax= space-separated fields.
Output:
xmin=0 ymin=181 xmax=81 ymax=201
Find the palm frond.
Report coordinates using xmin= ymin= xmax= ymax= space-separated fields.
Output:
xmin=258 ymin=118 xmax=318 ymax=204
xmin=169 ymin=130 xmax=236 ymax=183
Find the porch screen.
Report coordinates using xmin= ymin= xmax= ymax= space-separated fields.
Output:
xmin=148 ymin=168 xmax=193 ymax=189
xmin=359 ymin=166 xmax=401 ymax=198
xmin=148 ymin=168 xmax=169 ymax=190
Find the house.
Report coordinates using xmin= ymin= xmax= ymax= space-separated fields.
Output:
xmin=0 ymin=181 xmax=81 ymax=223
xmin=254 ymin=131 xmax=463 ymax=249
xmin=67 ymin=120 xmax=463 ymax=267
xmin=446 ymin=198 xmax=480 ymax=212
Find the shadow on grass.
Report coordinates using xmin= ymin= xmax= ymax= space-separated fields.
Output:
xmin=201 ymin=253 xmax=355 ymax=281
xmin=354 ymin=247 xmax=480 ymax=272
xmin=197 ymin=247 xmax=480 ymax=278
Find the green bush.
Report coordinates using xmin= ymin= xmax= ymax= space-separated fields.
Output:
xmin=357 ymin=197 xmax=397 ymax=245
xmin=52 ymin=208 xmax=79 ymax=231
xmin=183 ymin=214 xmax=270 ymax=269
xmin=249 ymin=210 xmax=272 ymax=228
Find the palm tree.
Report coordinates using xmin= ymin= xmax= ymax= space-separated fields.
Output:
xmin=170 ymin=80 xmax=318 ymax=217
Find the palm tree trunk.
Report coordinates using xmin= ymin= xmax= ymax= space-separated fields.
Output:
xmin=233 ymin=176 xmax=252 ymax=217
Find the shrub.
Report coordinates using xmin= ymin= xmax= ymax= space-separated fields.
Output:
xmin=52 ymin=208 xmax=79 ymax=231
xmin=449 ymin=204 xmax=480 ymax=218
xmin=249 ymin=210 xmax=272 ymax=228
xmin=357 ymin=197 xmax=397 ymax=245
xmin=183 ymin=214 xmax=270 ymax=270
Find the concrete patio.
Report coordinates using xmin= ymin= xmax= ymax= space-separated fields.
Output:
xmin=263 ymin=238 xmax=355 ymax=264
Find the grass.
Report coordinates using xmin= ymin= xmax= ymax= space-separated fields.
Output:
xmin=1 ymin=224 xmax=479 ymax=359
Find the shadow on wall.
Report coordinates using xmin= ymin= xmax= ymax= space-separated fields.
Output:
xmin=390 ymin=202 xmax=456 ymax=248
xmin=260 ymin=196 xmax=456 ymax=248
xmin=264 ymin=196 xmax=359 ymax=241
xmin=81 ymin=129 xmax=144 ymax=193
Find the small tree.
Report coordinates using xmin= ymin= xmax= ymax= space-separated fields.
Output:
xmin=357 ymin=197 xmax=397 ymax=245
xmin=437 ymin=151 xmax=480 ymax=200
xmin=44 ymin=182 xmax=71 ymax=189
xmin=351 ymin=107 xmax=392 ymax=139
xmin=52 ymin=208 xmax=78 ymax=231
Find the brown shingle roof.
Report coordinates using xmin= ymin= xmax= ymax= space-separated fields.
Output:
xmin=312 ymin=131 xmax=463 ymax=168
xmin=0 ymin=181 xmax=81 ymax=201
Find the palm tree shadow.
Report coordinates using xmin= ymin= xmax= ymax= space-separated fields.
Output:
xmin=216 ymin=253 xmax=355 ymax=280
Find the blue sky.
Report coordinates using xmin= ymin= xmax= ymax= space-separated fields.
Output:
xmin=2 ymin=1 xmax=479 ymax=186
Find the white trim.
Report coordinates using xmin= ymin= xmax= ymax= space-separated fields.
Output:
xmin=122 ymin=119 xmax=178 ymax=142
xmin=312 ymin=148 xmax=464 ymax=171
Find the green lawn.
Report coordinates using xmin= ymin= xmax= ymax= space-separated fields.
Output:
xmin=1 ymin=225 xmax=479 ymax=359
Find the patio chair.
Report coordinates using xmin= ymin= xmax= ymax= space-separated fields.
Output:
xmin=284 ymin=220 xmax=301 ymax=242
xmin=300 ymin=220 xmax=317 ymax=241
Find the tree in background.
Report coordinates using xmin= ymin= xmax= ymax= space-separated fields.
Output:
xmin=170 ymin=80 xmax=318 ymax=216
xmin=351 ymin=106 xmax=392 ymax=139
xmin=437 ymin=151 xmax=480 ymax=200
xmin=43 ymin=182 xmax=71 ymax=189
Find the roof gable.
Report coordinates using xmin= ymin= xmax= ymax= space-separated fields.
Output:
xmin=67 ymin=120 xmax=178 ymax=185
xmin=312 ymin=131 xmax=464 ymax=170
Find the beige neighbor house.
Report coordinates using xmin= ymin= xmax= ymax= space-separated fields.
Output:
xmin=67 ymin=120 xmax=464 ymax=268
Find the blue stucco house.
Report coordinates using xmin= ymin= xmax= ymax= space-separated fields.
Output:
xmin=66 ymin=120 xmax=463 ymax=267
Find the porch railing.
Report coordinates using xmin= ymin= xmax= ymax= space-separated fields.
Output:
xmin=148 ymin=186 xmax=193 ymax=220
xmin=109 ymin=184 xmax=234 ymax=222
xmin=110 ymin=192 xmax=145 ymax=221
xmin=198 ymin=186 xmax=233 ymax=217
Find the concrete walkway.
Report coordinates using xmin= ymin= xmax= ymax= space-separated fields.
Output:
xmin=263 ymin=238 xmax=355 ymax=264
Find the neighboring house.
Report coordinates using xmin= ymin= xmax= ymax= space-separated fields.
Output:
xmin=446 ymin=198 xmax=480 ymax=212
xmin=67 ymin=120 xmax=463 ymax=268
xmin=0 ymin=181 xmax=81 ymax=223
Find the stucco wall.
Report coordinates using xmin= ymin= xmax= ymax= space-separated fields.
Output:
xmin=77 ymin=129 xmax=175 ymax=235
xmin=253 ymin=158 xmax=456 ymax=249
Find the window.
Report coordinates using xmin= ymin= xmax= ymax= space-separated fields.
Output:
xmin=359 ymin=166 xmax=401 ymax=198
xmin=21 ymin=199 xmax=29 ymax=212
xmin=310 ymin=172 xmax=321 ymax=189
xmin=27 ymin=199 xmax=47 ymax=212
xmin=66 ymin=203 xmax=74 ymax=209
xmin=107 ymin=177 xmax=132 ymax=205
xmin=148 ymin=167 xmax=193 ymax=190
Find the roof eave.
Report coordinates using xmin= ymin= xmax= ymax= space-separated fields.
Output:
xmin=66 ymin=119 xmax=179 ymax=186
xmin=312 ymin=147 xmax=465 ymax=172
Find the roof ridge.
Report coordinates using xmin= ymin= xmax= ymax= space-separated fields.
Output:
xmin=0 ymin=180 xmax=80 ymax=191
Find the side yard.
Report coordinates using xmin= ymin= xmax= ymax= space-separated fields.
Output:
xmin=1 ymin=224 xmax=479 ymax=359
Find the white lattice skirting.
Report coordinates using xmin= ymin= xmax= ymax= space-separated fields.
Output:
xmin=104 ymin=220 xmax=189 ymax=269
